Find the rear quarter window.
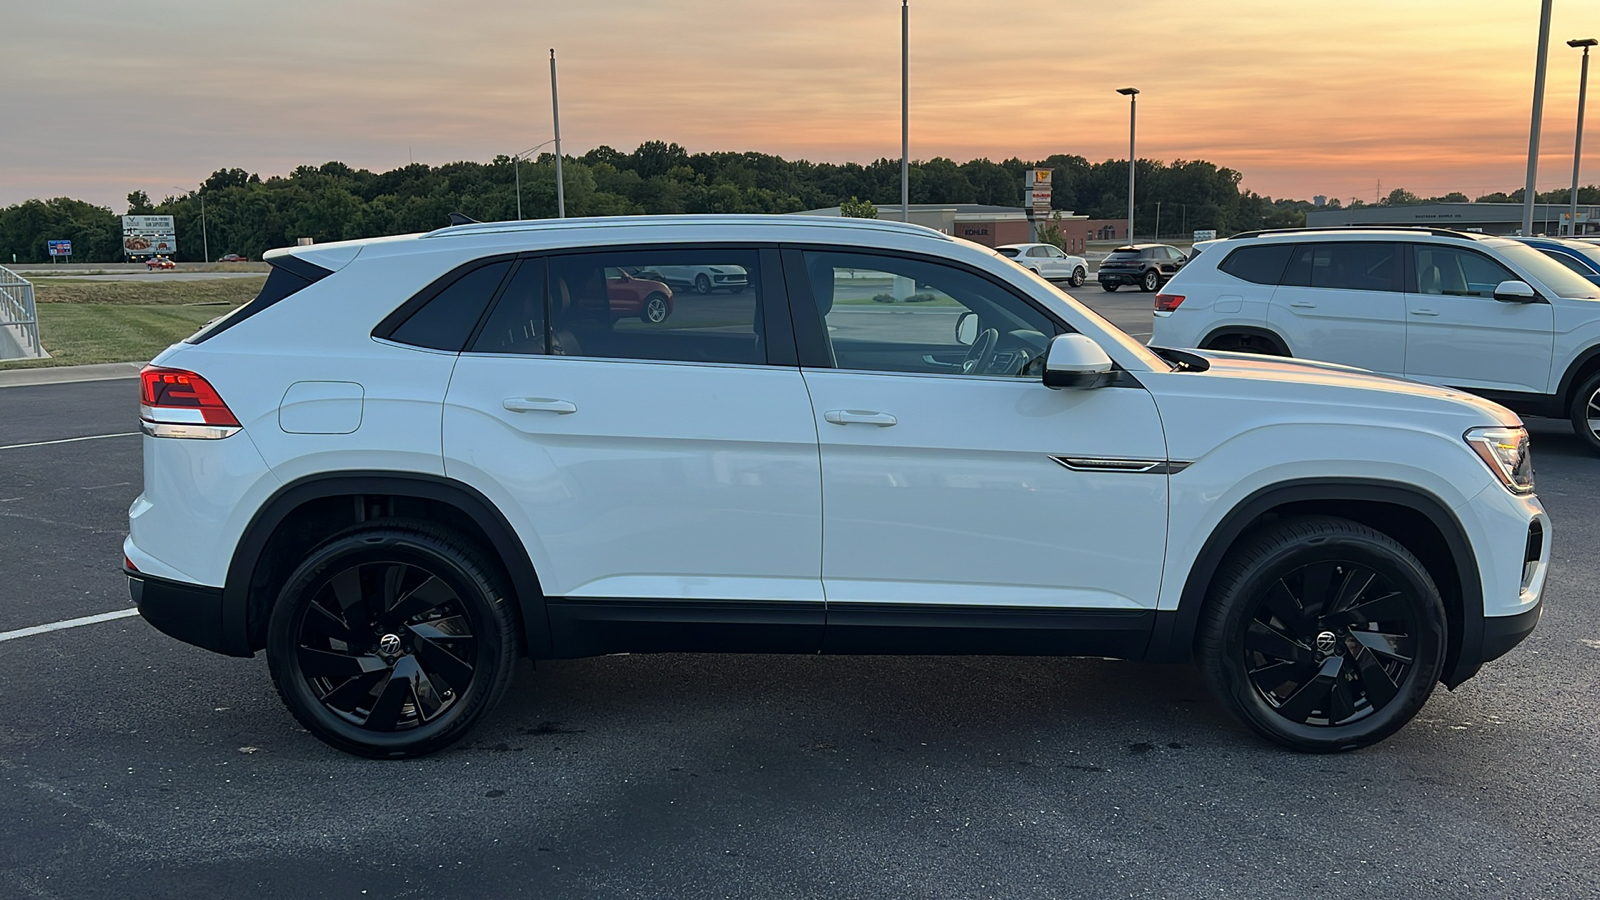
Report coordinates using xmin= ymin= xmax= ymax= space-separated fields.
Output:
xmin=1218 ymin=244 xmax=1294 ymax=284
xmin=378 ymin=258 xmax=515 ymax=351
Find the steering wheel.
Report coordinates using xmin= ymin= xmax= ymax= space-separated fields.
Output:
xmin=961 ymin=327 xmax=1000 ymax=375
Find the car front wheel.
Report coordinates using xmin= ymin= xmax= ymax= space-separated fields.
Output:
xmin=266 ymin=522 xmax=519 ymax=758
xmin=1196 ymin=516 xmax=1447 ymax=752
xmin=641 ymin=293 xmax=670 ymax=324
xmin=694 ymin=273 xmax=712 ymax=294
xmin=1568 ymin=371 xmax=1600 ymax=455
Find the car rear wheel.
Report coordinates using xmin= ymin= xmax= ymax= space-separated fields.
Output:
xmin=641 ymin=293 xmax=670 ymax=324
xmin=1568 ymin=371 xmax=1600 ymax=455
xmin=1070 ymin=266 xmax=1086 ymax=287
xmin=694 ymin=273 xmax=712 ymax=294
xmin=1196 ymin=516 xmax=1447 ymax=752
xmin=266 ymin=522 xmax=519 ymax=758
xmin=1141 ymin=269 xmax=1160 ymax=292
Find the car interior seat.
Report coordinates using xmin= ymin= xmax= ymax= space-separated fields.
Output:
xmin=805 ymin=258 xmax=839 ymax=366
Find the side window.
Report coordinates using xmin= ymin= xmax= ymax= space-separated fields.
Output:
xmin=544 ymin=249 xmax=763 ymax=365
xmin=799 ymin=250 xmax=1062 ymax=378
xmin=1218 ymin=244 xmax=1294 ymax=284
xmin=1542 ymin=249 xmax=1598 ymax=277
xmin=1046 ymin=246 xmax=1065 ymax=258
xmin=470 ymin=259 xmax=546 ymax=354
xmin=1413 ymin=246 xmax=1517 ymax=297
xmin=1282 ymin=242 xmax=1400 ymax=292
xmin=1026 ymin=246 xmax=1051 ymax=258
xmin=387 ymin=259 xmax=514 ymax=351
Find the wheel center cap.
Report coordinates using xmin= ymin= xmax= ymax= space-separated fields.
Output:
xmin=378 ymin=633 xmax=404 ymax=657
xmin=1314 ymin=630 xmax=1339 ymax=654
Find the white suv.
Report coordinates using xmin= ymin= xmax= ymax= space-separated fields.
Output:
xmin=125 ymin=215 xmax=1548 ymax=758
xmin=1150 ymin=226 xmax=1600 ymax=453
xmin=994 ymin=243 xmax=1089 ymax=287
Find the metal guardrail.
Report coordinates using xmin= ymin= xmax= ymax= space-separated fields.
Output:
xmin=0 ymin=265 xmax=44 ymax=358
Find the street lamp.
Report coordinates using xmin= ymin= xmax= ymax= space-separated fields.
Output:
xmin=1568 ymin=38 xmax=1598 ymax=236
xmin=172 ymin=186 xmax=208 ymax=263
xmin=1523 ymin=0 xmax=1554 ymax=236
xmin=512 ymin=139 xmax=556 ymax=220
xmin=1117 ymin=87 xmax=1139 ymax=242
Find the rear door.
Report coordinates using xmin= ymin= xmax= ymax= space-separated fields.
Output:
xmin=1403 ymin=243 xmax=1554 ymax=393
xmin=1268 ymin=241 xmax=1406 ymax=375
xmin=442 ymin=246 xmax=824 ymax=652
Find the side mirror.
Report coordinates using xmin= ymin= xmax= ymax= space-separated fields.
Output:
xmin=955 ymin=311 xmax=978 ymax=346
xmin=1043 ymin=333 xmax=1114 ymax=390
xmin=1493 ymin=280 xmax=1539 ymax=303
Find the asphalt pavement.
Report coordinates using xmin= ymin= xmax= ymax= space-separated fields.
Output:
xmin=1 ymin=308 xmax=1598 ymax=898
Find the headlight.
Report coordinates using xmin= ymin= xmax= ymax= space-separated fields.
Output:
xmin=1464 ymin=426 xmax=1534 ymax=494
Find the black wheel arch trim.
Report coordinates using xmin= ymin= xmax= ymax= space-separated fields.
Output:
xmin=1199 ymin=325 xmax=1290 ymax=355
xmin=224 ymin=471 xmax=550 ymax=659
xmin=1555 ymin=344 xmax=1600 ymax=409
xmin=1143 ymin=478 xmax=1486 ymax=688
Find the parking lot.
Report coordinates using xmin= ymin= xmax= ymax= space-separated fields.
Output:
xmin=2 ymin=291 xmax=1598 ymax=899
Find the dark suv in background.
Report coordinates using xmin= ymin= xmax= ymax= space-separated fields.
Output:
xmin=1098 ymin=243 xmax=1187 ymax=292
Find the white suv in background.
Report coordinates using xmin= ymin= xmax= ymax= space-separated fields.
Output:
xmin=1152 ymin=226 xmax=1600 ymax=453
xmin=126 ymin=215 xmax=1547 ymax=758
xmin=995 ymin=243 xmax=1089 ymax=286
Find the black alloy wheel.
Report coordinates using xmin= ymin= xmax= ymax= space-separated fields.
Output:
xmin=694 ymin=273 xmax=712 ymax=294
xmin=267 ymin=523 xmax=518 ymax=758
xmin=1568 ymin=371 xmax=1600 ymax=455
xmin=1070 ymin=266 xmax=1087 ymax=287
xmin=1141 ymin=269 xmax=1160 ymax=292
xmin=1197 ymin=517 xmax=1446 ymax=752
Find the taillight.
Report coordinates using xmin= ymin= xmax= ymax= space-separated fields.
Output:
xmin=139 ymin=365 xmax=241 ymax=439
xmin=1154 ymin=293 xmax=1185 ymax=312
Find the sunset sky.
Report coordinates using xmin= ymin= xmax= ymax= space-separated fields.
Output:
xmin=3 ymin=0 xmax=1598 ymax=210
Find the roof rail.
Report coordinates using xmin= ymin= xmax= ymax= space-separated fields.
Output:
xmin=420 ymin=214 xmax=953 ymax=241
xmin=1226 ymin=225 xmax=1492 ymax=241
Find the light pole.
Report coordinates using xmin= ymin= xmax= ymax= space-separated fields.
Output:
xmin=1568 ymin=38 xmax=1597 ymax=236
xmin=512 ymin=139 xmax=556 ymax=220
xmin=1117 ymin=87 xmax=1139 ymax=242
xmin=1523 ymin=0 xmax=1554 ymax=236
xmin=550 ymin=49 xmax=565 ymax=218
xmin=901 ymin=0 xmax=909 ymax=223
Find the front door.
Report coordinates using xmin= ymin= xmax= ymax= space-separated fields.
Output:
xmin=1403 ymin=243 xmax=1554 ymax=394
xmin=443 ymin=248 xmax=824 ymax=654
xmin=789 ymin=249 xmax=1169 ymax=657
xmin=1268 ymin=241 xmax=1406 ymax=375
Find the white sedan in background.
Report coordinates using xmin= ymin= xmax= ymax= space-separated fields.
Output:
xmin=995 ymin=243 xmax=1089 ymax=287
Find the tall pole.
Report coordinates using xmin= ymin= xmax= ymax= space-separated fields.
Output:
xmin=1118 ymin=88 xmax=1139 ymax=242
xmin=901 ymin=0 xmax=909 ymax=223
xmin=515 ymin=155 xmax=523 ymax=220
xmin=1155 ymin=200 xmax=1161 ymax=241
xmin=1523 ymin=0 xmax=1554 ymax=236
xmin=550 ymin=49 xmax=566 ymax=218
xmin=1570 ymin=40 xmax=1597 ymax=235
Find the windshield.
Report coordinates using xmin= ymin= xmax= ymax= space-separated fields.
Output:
xmin=985 ymin=249 xmax=1173 ymax=371
xmin=1555 ymin=241 xmax=1600 ymax=268
xmin=1494 ymin=241 xmax=1600 ymax=298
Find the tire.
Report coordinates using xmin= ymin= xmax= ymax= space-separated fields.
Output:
xmin=1568 ymin=370 xmax=1600 ymax=454
xmin=1140 ymin=269 xmax=1160 ymax=292
xmin=1102 ymin=282 xmax=1119 ymax=292
xmin=1196 ymin=516 xmax=1447 ymax=753
xmin=693 ymin=273 xmax=712 ymax=294
xmin=266 ymin=521 xmax=520 ymax=758
xmin=641 ymin=292 xmax=670 ymax=324
xmin=1070 ymin=266 xmax=1087 ymax=288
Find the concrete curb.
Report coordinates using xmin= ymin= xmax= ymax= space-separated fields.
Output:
xmin=0 ymin=362 xmax=143 ymax=389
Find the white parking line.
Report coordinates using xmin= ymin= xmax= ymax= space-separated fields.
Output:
xmin=0 ymin=608 xmax=140 ymax=643
xmin=0 ymin=432 xmax=139 ymax=452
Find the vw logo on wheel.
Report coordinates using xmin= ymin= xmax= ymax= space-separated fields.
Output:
xmin=378 ymin=633 xmax=403 ymax=656
xmin=1315 ymin=631 xmax=1339 ymax=654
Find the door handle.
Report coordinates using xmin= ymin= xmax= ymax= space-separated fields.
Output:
xmin=1410 ymin=309 xmax=1440 ymax=317
xmin=503 ymin=397 xmax=577 ymax=414
xmin=824 ymin=409 xmax=898 ymax=427
xmin=1288 ymin=301 xmax=1317 ymax=309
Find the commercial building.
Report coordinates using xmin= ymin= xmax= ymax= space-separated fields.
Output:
xmin=1305 ymin=202 xmax=1600 ymax=236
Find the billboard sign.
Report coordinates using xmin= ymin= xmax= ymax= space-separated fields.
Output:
xmin=1193 ymin=229 xmax=1218 ymax=242
xmin=122 ymin=215 xmax=177 ymax=257
xmin=1026 ymin=168 xmax=1052 ymax=213
xmin=47 ymin=240 xmax=72 ymax=257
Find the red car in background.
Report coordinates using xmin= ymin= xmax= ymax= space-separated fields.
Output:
xmin=145 ymin=256 xmax=176 ymax=270
xmin=218 ymin=253 xmax=248 ymax=262
xmin=605 ymin=267 xmax=673 ymax=323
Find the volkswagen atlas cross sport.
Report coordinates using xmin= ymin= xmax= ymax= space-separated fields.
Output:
xmin=1150 ymin=226 xmax=1600 ymax=454
xmin=125 ymin=215 xmax=1548 ymax=758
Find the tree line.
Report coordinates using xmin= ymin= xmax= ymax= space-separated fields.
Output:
xmin=0 ymin=141 xmax=1572 ymax=264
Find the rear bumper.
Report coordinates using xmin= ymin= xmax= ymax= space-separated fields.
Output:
xmin=128 ymin=571 xmax=251 ymax=657
xmin=1480 ymin=599 xmax=1541 ymax=664
xmin=1098 ymin=271 xmax=1141 ymax=286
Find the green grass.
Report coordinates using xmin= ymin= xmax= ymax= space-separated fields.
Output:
xmin=0 ymin=303 xmax=242 ymax=369
xmin=32 ymin=277 xmax=266 ymax=306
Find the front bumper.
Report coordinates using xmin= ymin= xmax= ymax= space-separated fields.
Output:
xmin=1481 ymin=599 xmax=1542 ymax=664
xmin=129 ymin=571 xmax=245 ymax=656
